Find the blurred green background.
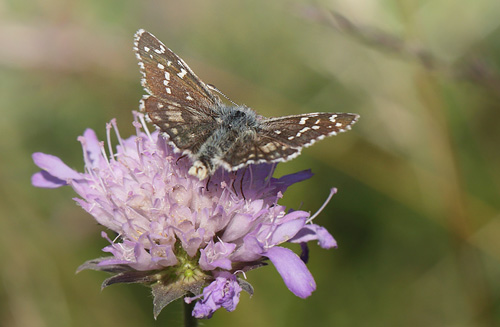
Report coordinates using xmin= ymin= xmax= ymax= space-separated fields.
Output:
xmin=1 ymin=0 xmax=500 ymax=326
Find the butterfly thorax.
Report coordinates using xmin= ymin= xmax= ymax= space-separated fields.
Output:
xmin=190 ymin=105 xmax=259 ymax=178
xmin=218 ymin=105 xmax=260 ymax=130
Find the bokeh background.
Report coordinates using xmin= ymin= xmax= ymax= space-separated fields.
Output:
xmin=1 ymin=1 xmax=500 ymax=326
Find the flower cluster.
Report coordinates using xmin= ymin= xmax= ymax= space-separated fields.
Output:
xmin=32 ymin=113 xmax=338 ymax=319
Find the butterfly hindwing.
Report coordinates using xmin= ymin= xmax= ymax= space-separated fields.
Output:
xmin=140 ymin=95 xmax=217 ymax=154
xmin=219 ymin=135 xmax=300 ymax=170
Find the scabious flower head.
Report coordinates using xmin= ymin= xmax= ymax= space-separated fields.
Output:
xmin=32 ymin=113 xmax=338 ymax=318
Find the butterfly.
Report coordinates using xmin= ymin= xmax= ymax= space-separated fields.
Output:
xmin=134 ymin=29 xmax=359 ymax=180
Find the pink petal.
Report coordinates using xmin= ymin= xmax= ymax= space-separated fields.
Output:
xmin=32 ymin=152 xmax=81 ymax=180
xmin=31 ymin=171 xmax=66 ymax=188
xmin=290 ymin=224 xmax=338 ymax=249
xmin=263 ymin=246 xmax=316 ymax=298
xmin=269 ymin=217 xmax=307 ymax=245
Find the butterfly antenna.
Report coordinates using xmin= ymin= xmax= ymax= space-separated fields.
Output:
xmin=207 ymin=84 xmax=238 ymax=106
xmin=240 ymin=168 xmax=247 ymax=200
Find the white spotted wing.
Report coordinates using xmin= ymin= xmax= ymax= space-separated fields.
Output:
xmin=134 ymin=29 xmax=219 ymax=153
xmin=219 ymin=113 xmax=359 ymax=168
xmin=134 ymin=29 xmax=359 ymax=179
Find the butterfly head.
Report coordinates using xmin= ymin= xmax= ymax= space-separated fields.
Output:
xmin=188 ymin=160 xmax=210 ymax=180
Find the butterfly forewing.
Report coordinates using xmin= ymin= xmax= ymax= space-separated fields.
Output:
xmin=134 ymin=29 xmax=219 ymax=115
xmin=261 ymin=113 xmax=359 ymax=148
xmin=220 ymin=113 xmax=358 ymax=169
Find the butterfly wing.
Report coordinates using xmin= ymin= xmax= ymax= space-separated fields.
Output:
xmin=218 ymin=135 xmax=299 ymax=170
xmin=262 ymin=112 xmax=359 ymax=147
xmin=140 ymin=95 xmax=217 ymax=154
xmin=134 ymin=29 xmax=222 ymax=154
xmin=134 ymin=29 xmax=360 ymax=175
xmin=218 ymin=112 xmax=359 ymax=169
xmin=134 ymin=29 xmax=220 ymax=112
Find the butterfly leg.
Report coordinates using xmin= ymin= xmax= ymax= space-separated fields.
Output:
xmin=205 ymin=175 xmax=211 ymax=191
xmin=176 ymin=154 xmax=188 ymax=165
xmin=239 ymin=167 xmax=247 ymax=200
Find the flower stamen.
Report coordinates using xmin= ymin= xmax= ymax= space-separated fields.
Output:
xmin=307 ymin=188 xmax=337 ymax=224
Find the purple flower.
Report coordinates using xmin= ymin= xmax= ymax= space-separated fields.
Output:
xmin=185 ymin=271 xmax=242 ymax=319
xmin=32 ymin=113 xmax=338 ymax=318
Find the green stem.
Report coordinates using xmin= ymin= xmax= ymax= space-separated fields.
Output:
xmin=184 ymin=301 xmax=197 ymax=327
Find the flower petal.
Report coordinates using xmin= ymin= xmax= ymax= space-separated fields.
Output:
xmin=199 ymin=241 xmax=236 ymax=270
xmin=32 ymin=152 xmax=81 ymax=180
xmin=31 ymin=171 xmax=67 ymax=188
xmin=188 ymin=271 xmax=242 ymax=319
xmin=263 ymin=246 xmax=316 ymax=298
xmin=275 ymin=169 xmax=313 ymax=191
xmin=82 ymin=129 xmax=104 ymax=167
xmin=268 ymin=216 xmax=306 ymax=245
xmin=290 ymin=224 xmax=337 ymax=249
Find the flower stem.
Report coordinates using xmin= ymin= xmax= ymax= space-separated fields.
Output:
xmin=184 ymin=301 xmax=197 ymax=327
